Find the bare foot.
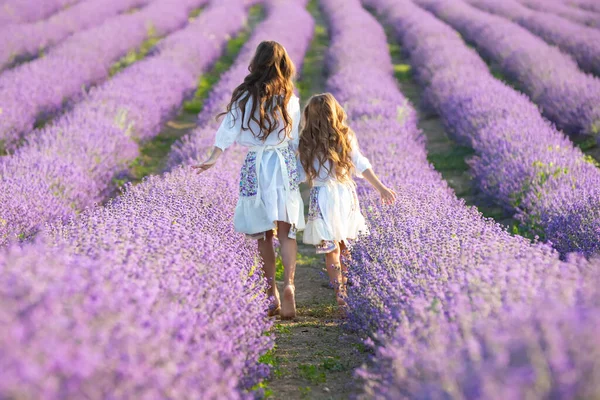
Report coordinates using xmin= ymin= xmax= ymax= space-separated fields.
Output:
xmin=280 ymin=285 xmax=296 ymax=320
xmin=267 ymin=289 xmax=280 ymax=317
xmin=336 ymin=290 xmax=347 ymax=306
xmin=336 ymin=292 xmax=347 ymax=318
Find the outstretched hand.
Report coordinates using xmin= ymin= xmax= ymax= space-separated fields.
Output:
xmin=378 ymin=186 xmax=397 ymax=205
xmin=191 ymin=158 xmax=217 ymax=174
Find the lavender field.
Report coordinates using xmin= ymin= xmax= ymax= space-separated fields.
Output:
xmin=1 ymin=0 xmax=600 ymax=398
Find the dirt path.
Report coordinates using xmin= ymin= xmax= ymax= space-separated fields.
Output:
xmin=264 ymin=235 xmax=366 ymax=399
xmin=262 ymin=2 xmax=368 ymax=399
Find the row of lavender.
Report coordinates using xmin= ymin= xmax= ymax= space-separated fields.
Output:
xmin=520 ymin=0 xmax=600 ymax=29
xmin=0 ymin=0 xmax=152 ymax=70
xmin=0 ymin=0 xmax=207 ymax=149
xmin=563 ymin=0 xmax=600 ymax=14
xmin=0 ymin=0 xmax=77 ymax=25
xmin=415 ymin=0 xmax=600 ymax=137
xmin=0 ymin=1 xmax=245 ymax=246
xmin=466 ymin=0 xmax=600 ymax=76
xmin=1 ymin=1 xmax=313 ymax=397
xmin=321 ymin=0 xmax=600 ymax=397
xmin=398 ymin=0 xmax=600 ymax=256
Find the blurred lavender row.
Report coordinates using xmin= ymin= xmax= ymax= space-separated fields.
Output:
xmin=0 ymin=0 xmax=152 ymax=71
xmin=416 ymin=0 xmax=600 ymax=137
xmin=563 ymin=0 xmax=600 ymax=14
xmin=384 ymin=0 xmax=600 ymax=254
xmin=0 ymin=0 xmax=78 ymax=25
xmin=0 ymin=1 xmax=313 ymax=397
xmin=468 ymin=0 xmax=600 ymax=76
xmin=0 ymin=0 xmax=208 ymax=150
xmin=520 ymin=0 xmax=600 ymax=29
xmin=320 ymin=0 xmax=600 ymax=397
xmin=0 ymin=2 xmax=249 ymax=245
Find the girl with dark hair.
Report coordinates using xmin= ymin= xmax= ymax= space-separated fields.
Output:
xmin=193 ymin=41 xmax=303 ymax=320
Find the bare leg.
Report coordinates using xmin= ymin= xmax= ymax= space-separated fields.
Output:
xmin=339 ymin=241 xmax=350 ymax=286
xmin=324 ymin=242 xmax=346 ymax=307
xmin=258 ymin=230 xmax=279 ymax=316
xmin=277 ymin=221 xmax=297 ymax=319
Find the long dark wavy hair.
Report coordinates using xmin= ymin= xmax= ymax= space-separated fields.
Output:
xmin=218 ymin=41 xmax=296 ymax=141
xmin=299 ymin=93 xmax=355 ymax=185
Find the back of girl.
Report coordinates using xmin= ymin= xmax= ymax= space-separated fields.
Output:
xmin=193 ymin=41 xmax=304 ymax=320
xmin=298 ymin=93 xmax=396 ymax=311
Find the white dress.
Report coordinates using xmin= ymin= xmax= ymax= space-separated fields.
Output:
xmin=214 ymin=94 xmax=305 ymax=237
xmin=303 ymin=132 xmax=372 ymax=246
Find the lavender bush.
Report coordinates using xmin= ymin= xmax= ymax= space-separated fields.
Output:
xmin=563 ymin=0 xmax=600 ymax=14
xmin=0 ymin=0 xmax=78 ymax=25
xmin=321 ymin=0 xmax=600 ymax=397
xmin=519 ymin=0 xmax=600 ymax=29
xmin=0 ymin=0 xmax=152 ymax=71
xmin=468 ymin=0 xmax=600 ymax=76
xmin=2 ymin=184 xmax=271 ymax=398
xmin=0 ymin=2 xmax=248 ymax=245
xmin=388 ymin=0 xmax=600 ymax=255
xmin=0 ymin=0 xmax=209 ymax=149
xmin=416 ymin=0 xmax=600 ymax=137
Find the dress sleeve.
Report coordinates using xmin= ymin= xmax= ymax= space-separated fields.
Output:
xmin=288 ymin=96 xmax=302 ymax=152
xmin=349 ymin=131 xmax=372 ymax=178
xmin=214 ymin=105 xmax=242 ymax=151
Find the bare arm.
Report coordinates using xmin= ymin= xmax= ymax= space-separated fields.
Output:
xmin=362 ymin=168 xmax=397 ymax=205
xmin=191 ymin=146 xmax=223 ymax=173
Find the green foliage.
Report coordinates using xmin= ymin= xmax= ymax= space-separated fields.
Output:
xmin=583 ymin=154 xmax=600 ymax=167
xmin=298 ymin=364 xmax=326 ymax=384
xmin=274 ymin=323 xmax=291 ymax=334
xmin=275 ymin=257 xmax=284 ymax=281
xmin=428 ymin=145 xmax=475 ymax=171
xmin=109 ymin=27 xmax=161 ymax=77
xmin=188 ymin=7 xmax=204 ymax=20
xmin=250 ymin=381 xmax=273 ymax=398
xmin=297 ymin=303 xmax=338 ymax=318
xmin=298 ymin=386 xmax=312 ymax=398
xmin=320 ymin=357 xmax=345 ymax=372
xmin=393 ymin=63 xmax=412 ymax=81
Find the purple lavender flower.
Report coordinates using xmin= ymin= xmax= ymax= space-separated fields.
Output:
xmin=322 ymin=0 xmax=600 ymax=397
xmin=0 ymin=0 xmax=210 ymax=148
xmin=0 ymin=2 xmax=248 ymax=245
xmin=0 ymin=0 xmax=79 ymax=25
xmin=0 ymin=0 xmax=152 ymax=71
xmin=417 ymin=0 xmax=600 ymax=137
xmin=469 ymin=0 xmax=600 ymax=76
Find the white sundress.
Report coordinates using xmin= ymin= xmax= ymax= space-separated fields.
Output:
xmin=214 ymin=94 xmax=305 ymax=238
xmin=303 ymin=132 xmax=372 ymax=247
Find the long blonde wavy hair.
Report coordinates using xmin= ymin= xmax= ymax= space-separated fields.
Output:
xmin=299 ymin=93 xmax=355 ymax=184
xmin=219 ymin=41 xmax=296 ymax=141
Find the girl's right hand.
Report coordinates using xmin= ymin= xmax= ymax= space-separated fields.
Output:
xmin=191 ymin=147 xmax=223 ymax=174
xmin=378 ymin=186 xmax=397 ymax=205
xmin=192 ymin=158 xmax=217 ymax=174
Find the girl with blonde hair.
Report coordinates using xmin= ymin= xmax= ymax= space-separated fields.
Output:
xmin=299 ymin=93 xmax=396 ymax=309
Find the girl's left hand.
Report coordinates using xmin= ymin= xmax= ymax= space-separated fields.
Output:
xmin=378 ymin=186 xmax=397 ymax=205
